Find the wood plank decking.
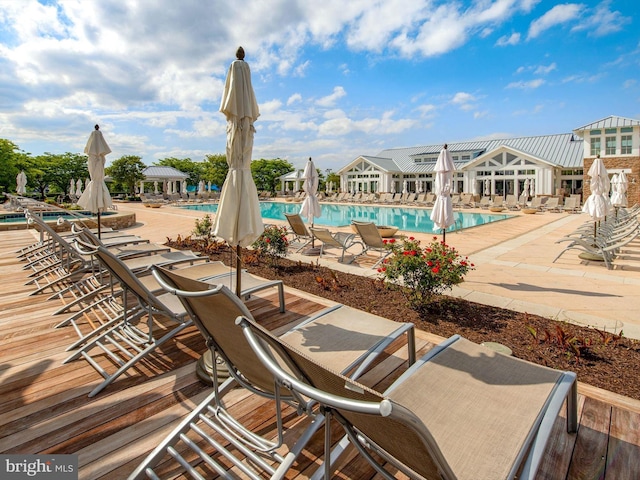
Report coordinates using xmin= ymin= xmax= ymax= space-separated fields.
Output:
xmin=1 ymin=229 xmax=640 ymax=479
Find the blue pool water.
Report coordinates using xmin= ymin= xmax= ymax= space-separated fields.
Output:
xmin=181 ymin=202 xmax=512 ymax=234
xmin=0 ymin=211 xmax=114 ymax=224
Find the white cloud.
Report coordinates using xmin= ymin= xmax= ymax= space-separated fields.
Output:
xmin=534 ymin=62 xmax=557 ymax=75
xmin=315 ymin=86 xmax=346 ymax=107
xmin=571 ymin=0 xmax=631 ymax=37
xmin=496 ymin=32 xmax=521 ymax=46
xmin=506 ymin=79 xmax=545 ymax=89
xmin=527 ymin=3 xmax=583 ymax=40
xmin=287 ymin=93 xmax=303 ymax=106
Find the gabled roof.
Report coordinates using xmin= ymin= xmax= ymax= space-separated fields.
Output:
xmin=573 ymin=115 xmax=640 ymax=132
xmin=277 ymin=170 xmax=302 ymax=181
xmin=142 ymin=166 xmax=188 ymax=180
xmin=370 ymin=133 xmax=584 ymax=172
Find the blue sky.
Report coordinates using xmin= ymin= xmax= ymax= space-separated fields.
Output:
xmin=0 ymin=0 xmax=638 ymax=172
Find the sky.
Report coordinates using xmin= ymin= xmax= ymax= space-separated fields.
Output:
xmin=0 ymin=0 xmax=639 ymax=172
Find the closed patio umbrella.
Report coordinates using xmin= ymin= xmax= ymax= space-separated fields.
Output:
xmin=430 ymin=144 xmax=455 ymax=242
xmin=77 ymin=125 xmax=112 ymax=238
xmin=582 ymin=155 xmax=612 ymax=252
xmin=617 ymin=171 xmax=628 ymax=207
xmin=69 ymin=178 xmax=76 ymax=197
xmin=299 ymin=157 xmax=321 ymax=252
xmin=213 ymin=46 xmax=263 ymax=296
xmin=16 ymin=171 xmax=27 ymax=195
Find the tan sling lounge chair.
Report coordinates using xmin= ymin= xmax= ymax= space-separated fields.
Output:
xmin=309 ymin=227 xmax=364 ymax=262
xmin=240 ymin=320 xmax=579 ymax=480
xmin=351 ymin=220 xmax=393 ymax=268
xmin=129 ymin=267 xmax=415 ymax=479
xmin=284 ymin=212 xmax=314 ymax=252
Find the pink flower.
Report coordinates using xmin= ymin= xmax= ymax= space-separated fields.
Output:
xmin=432 ymin=267 xmax=440 ymax=274
xmin=409 ymin=236 xmax=415 ymax=241
xmin=389 ymin=238 xmax=396 ymax=243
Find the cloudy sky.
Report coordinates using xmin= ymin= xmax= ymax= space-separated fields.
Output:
xmin=0 ymin=0 xmax=638 ymax=171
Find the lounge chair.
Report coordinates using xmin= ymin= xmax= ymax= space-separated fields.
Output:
xmin=284 ymin=212 xmax=314 ymax=252
xmin=504 ymin=194 xmax=520 ymax=211
xmin=542 ymin=197 xmax=561 ymax=212
xmin=129 ymin=267 xmax=415 ymax=479
xmin=309 ymin=227 xmax=364 ymax=262
xmin=424 ymin=192 xmax=436 ymax=206
xmin=63 ymin=243 xmax=285 ymax=397
xmin=240 ymin=321 xmax=578 ymax=480
xmin=351 ymin=221 xmax=393 ymax=268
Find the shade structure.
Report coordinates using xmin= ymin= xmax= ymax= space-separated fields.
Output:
xmin=617 ymin=171 xmax=628 ymax=207
xmin=75 ymin=178 xmax=83 ymax=196
xmin=16 ymin=171 xmax=27 ymax=195
xmin=299 ymin=158 xmax=321 ymax=224
xmin=77 ymin=125 xmax=112 ymax=238
xmin=609 ymin=174 xmax=621 ymax=206
xmin=582 ymin=156 xmax=612 ymax=222
xmin=529 ymin=178 xmax=535 ymax=198
xmin=69 ymin=178 xmax=76 ymax=197
xmin=213 ymin=47 xmax=263 ymax=296
xmin=484 ymin=178 xmax=490 ymax=196
xmin=430 ymin=145 xmax=455 ymax=242
xmin=402 ymin=180 xmax=408 ymax=195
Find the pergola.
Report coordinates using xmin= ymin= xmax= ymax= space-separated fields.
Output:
xmin=141 ymin=166 xmax=188 ymax=195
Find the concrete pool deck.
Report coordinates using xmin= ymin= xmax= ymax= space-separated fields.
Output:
xmin=116 ymin=200 xmax=640 ymax=340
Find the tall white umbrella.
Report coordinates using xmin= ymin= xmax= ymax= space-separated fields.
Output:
xmin=213 ymin=46 xmax=263 ymax=296
xmin=154 ymin=181 xmax=159 ymax=195
xmin=77 ymin=125 xmax=112 ymax=237
xmin=207 ymin=180 xmax=212 ymax=192
xmin=617 ymin=171 xmax=628 ymax=207
xmin=609 ymin=174 xmax=621 ymax=206
xmin=402 ymin=180 xmax=408 ymax=195
xmin=16 ymin=171 xmax=27 ymax=195
xmin=484 ymin=178 xmax=490 ymax=197
xmin=299 ymin=157 xmax=321 ymax=250
xmin=582 ymin=156 xmax=612 ymax=241
xmin=182 ymin=180 xmax=188 ymax=195
xmin=430 ymin=144 xmax=455 ymax=242
xmin=69 ymin=178 xmax=76 ymax=197
xmin=76 ymin=178 xmax=83 ymax=196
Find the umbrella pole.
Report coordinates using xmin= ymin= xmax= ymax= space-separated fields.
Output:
xmin=236 ymin=244 xmax=241 ymax=297
xmin=442 ymin=228 xmax=446 ymax=243
xmin=97 ymin=211 xmax=102 ymax=239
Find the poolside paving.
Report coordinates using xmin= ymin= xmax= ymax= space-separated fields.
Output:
xmin=120 ymin=200 xmax=640 ymax=340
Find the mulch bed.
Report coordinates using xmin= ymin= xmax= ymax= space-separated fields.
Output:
xmin=168 ymin=238 xmax=640 ymax=401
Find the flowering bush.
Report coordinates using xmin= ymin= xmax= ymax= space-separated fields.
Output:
xmin=251 ymin=225 xmax=290 ymax=266
xmin=193 ymin=214 xmax=213 ymax=238
xmin=378 ymin=236 xmax=474 ymax=311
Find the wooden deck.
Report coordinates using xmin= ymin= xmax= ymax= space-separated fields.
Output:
xmin=1 ymin=229 xmax=640 ymax=479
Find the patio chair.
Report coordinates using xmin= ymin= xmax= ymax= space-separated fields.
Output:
xmin=239 ymin=321 xmax=579 ymax=480
xmin=542 ymin=197 xmax=561 ymax=212
xmin=129 ymin=267 xmax=415 ymax=480
xmin=63 ymin=244 xmax=285 ymax=397
xmin=284 ymin=212 xmax=314 ymax=252
xmin=351 ymin=221 xmax=393 ymax=268
xmin=309 ymin=227 xmax=364 ymax=262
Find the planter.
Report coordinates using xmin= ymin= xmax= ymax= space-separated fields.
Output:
xmin=522 ymin=208 xmax=537 ymax=214
xmin=489 ymin=207 xmax=505 ymax=212
xmin=351 ymin=224 xmax=398 ymax=238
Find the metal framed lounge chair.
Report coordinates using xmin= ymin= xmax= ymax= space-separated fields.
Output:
xmin=63 ymin=243 xmax=285 ymax=397
xmin=351 ymin=220 xmax=393 ymax=268
xmin=284 ymin=212 xmax=314 ymax=252
xmin=240 ymin=321 xmax=578 ymax=480
xmin=128 ymin=267 xmax=415 ymax=480
xmin=309 ymin=227 xmax=364 ymax=263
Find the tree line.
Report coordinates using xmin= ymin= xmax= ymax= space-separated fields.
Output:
xmin=0 ymin=138 xmax=318 ymax=199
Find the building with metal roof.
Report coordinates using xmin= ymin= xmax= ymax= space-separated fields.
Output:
xmin=337 ymin=115 xmax=640 ymax=202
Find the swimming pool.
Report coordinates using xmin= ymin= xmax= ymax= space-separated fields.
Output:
xmin=181 ymin=202 xmax=512 ymax=234
xmin=0 ymin=211 xmax=113 ymax=224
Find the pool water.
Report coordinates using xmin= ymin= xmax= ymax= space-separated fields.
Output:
xmin=0 ymin=211 xmax=113 ymax=224
xmin=181 ymin=202 xmax=512 ymax=234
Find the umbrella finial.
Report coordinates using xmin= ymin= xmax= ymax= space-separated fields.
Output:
xmin=236 ymin=46 xmax=245 ymax=60
xmin=443 ymin=143 xmax=448 ymax=149
xmin=94 ymin=124 xmax=100 ymax=130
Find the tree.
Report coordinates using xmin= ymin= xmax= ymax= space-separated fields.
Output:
xmin=155 ymin=157 xmax=204 ymax=187
xmin=0 ymin=139 xmax=29 ymax=194
xmin=106 ymin=156 xmax=146 ymax=195
xmin=326 ymin=171 xmax=341 ymax=192
xmin=202 ymin=154 xmax=229 ymax=189
xmin=251 ymin=158 xmax=294 ymax=192
xmin=24 ymin=152 xmax=89 ymax=200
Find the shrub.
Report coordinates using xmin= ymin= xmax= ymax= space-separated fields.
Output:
xmin=251 ymin=225 xmax=289 ymax=266
xmin=378 ymin=236 xmax=475 ymax=311
xmin=193 ymin=214 xmax=213 ymax=238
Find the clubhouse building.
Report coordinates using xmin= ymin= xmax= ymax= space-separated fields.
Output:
xmin=337 ymin=115 xmax=640 ymax=204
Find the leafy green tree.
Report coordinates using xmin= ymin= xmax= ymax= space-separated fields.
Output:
xmin=155 ymin=157 xmax=204 ymax=187
xmin=251 ymin=158 xmax=294 ymax=192
xmin=106 ymin=156 xmax=146 ymax=195
xmin=326 ymin=171 xmax=340 ymax=192
xmin=25 ymin=152 xmax=89 ymax=199
xmin=0 ymin=139 xmax=29 ymax=193
xmin=202 ymin=154 xmax=229 ymax=189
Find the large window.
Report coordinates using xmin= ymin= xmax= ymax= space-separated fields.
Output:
xmin=622 ymin=135 xmax=632 ymax=154
xmin=590 ymin=137 xmax=601 ymax=156
xmin=606 ymin=136 xmax=616 ymax=155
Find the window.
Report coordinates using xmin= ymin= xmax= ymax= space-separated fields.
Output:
xmin=590 ymin=137 xmax=601 ymax=156
xmin=606 ymin=136 xmax=616 ymax=155
xmin=605 ymin=128 xmax=617 ymax=135
xmin=461 ymin=155 xmax=471 ymax=161
xmin=622 ymin=135 xmax=632 ymax=154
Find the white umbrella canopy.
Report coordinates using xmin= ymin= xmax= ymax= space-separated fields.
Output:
xmin=77 ymin=125 xmax=113 ymax=237
xmin=402 ymin=180 xmax=408 ymax=195
xmin=617 ymin=171 xmax=628 ymax=207
xmin=69 ymin=178 xmax=76 ymax=197
xmin=484 ymin=178 xmax=490 ymax=196
xmin=299 ymin=157 xmax=321 ymax=224
xmin=430 ymin=144 xmax=455 ymax=241
xmin=582 ymin=156 xmax=612 ymax=222
xmin=76 ymin=178 xmax=83 ymax=196
xmin=16 ymin=171 xmax=27 ymax=195
xmin=609 ymin=174 xmax=621 ymax=206
xmin=214 ymin=46 xmax=263 ymax=297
